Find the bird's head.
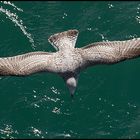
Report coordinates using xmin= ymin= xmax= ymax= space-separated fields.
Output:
xmin=66 ymin=77 xmax=77 ymax=97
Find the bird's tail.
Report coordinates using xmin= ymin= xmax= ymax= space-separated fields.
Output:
xmin=48 ymin=29 xmax=79 ymax=51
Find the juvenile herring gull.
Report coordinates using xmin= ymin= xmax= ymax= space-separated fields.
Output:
xmin=0 ymin=29 xmax=140 ymax=97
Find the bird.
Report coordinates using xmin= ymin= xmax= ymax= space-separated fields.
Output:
xmin=0 ymin=29 xmax=140 ymax=97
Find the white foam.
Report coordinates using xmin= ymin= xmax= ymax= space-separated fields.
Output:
xmin=0 ymin=6 xmax=36 ymax=48
xmin=52 ymin=107 xmax=61 ymax=114
xmin=136 ymin=15 xmax=140 ymax=23
xmin=108 ymin=3 xmax=114 ymax=9
xmin=30 ymin=127 xmax=42 ymax=137
xmin=1 ymin=1 xmax=23 ymax=12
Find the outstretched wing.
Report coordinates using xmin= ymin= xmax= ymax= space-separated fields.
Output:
xmin=0 ymin=51 xmax=53 ymax=76
xmin=80 ymin=38 xmax=140 ymax=67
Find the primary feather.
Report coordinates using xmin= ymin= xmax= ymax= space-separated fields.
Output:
xmin=80 ymin=38 xmax=140 ymax=66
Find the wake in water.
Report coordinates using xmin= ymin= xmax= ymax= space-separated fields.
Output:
xmin=0 ymin=1 xmax=36 ymax=49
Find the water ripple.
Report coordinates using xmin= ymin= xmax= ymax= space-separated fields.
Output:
xmin=0 ymin=2 xmax=36 ymax=49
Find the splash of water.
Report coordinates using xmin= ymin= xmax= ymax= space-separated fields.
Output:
xmin=0 ymin=124 xmax=19 ymax=139
xmin=1 ymin=1 xmax=23 ymax=12
xmin=0 ymin=2 xmax=36 ymax=49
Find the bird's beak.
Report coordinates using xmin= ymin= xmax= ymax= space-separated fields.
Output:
xmin=69 ymin=86 xmax=76 ymax=98
xmin=70 ymin=92 xmax=74 ymax=98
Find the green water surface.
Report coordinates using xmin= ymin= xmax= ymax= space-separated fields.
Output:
xmin=0 ymin=1 xmax=140 ymax=139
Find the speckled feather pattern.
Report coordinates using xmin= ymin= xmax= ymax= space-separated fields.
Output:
xmin=81 ymin=38 xmax=140 ymax=66
xmin=0 ymin=29 xmax=140 ymax=78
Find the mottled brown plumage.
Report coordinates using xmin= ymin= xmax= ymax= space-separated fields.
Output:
xmin=81 ymin=38 xmax=140 ymax=66
xmin=0 ymin=29 xmax=140 ymax=96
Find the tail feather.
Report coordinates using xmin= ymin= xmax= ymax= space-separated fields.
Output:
xmin=48 ymin=29 xmax=79 ymax=51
